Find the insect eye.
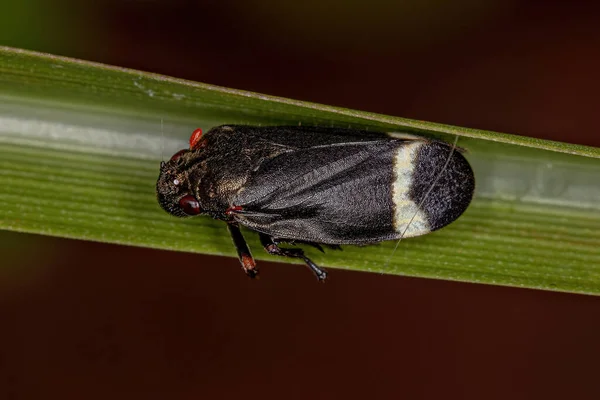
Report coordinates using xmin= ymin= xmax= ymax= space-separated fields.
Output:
xmin=169 ymin=149 xmax=187 ymax=162
xmin=179 ymin=195 xmax=201 ymax=215
xmin=189 ymin=128 xmax=204 ymax=149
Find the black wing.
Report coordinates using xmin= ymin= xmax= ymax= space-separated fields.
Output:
xmin=232 ymin=138 xmax=403 ymax=244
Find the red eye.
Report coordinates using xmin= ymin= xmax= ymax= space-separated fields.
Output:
xmin=179 ymin=195 xmax=201 ymax=215
xmin=189 ymin=128 xmax=204 ymax=149
xmin=169 ymin=149 xmax=187 ymax=162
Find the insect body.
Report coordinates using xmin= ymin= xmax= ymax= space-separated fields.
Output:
xmin=156 ymin=125 xmax=475 ymax=280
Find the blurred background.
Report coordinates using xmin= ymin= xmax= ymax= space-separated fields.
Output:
xmin=1 ymin=0 xmax=600 ymax=399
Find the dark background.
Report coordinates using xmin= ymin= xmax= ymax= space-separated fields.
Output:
xmin=2 ymin=1 xmax=600 ymax=399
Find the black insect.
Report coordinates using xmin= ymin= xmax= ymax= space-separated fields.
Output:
xmin=156 ymin=125 xmax=475 ymax=280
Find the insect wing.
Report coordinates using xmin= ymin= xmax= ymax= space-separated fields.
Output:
xmin=233 ymin=140 xmax=407 ymax=244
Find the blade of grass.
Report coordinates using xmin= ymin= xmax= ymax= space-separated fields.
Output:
xmin=1 ymin=46 xmax=599 ymax=294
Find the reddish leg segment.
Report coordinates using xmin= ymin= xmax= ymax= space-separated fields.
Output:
xmin=227 ymin=223 xmax=258 ymax=278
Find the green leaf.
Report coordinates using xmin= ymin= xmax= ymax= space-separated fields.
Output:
xmin=1 ymin=46 xmax=599 ymax=294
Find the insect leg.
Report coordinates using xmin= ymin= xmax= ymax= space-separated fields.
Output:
xmin=227 ymin=223 xmax=259 ymax=278
xmin=259 ymin=234 xmax=328 ymax=281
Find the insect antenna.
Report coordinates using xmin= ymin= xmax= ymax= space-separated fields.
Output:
xmin=386 ymin=135 xmax=460 ymax=266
